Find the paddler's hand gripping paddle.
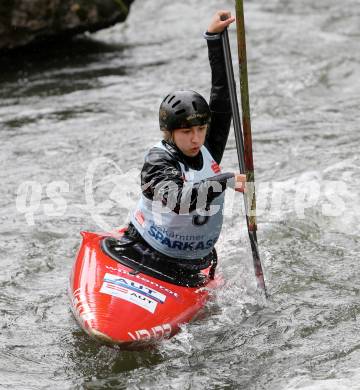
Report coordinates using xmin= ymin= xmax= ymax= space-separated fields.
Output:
xmin=220 ymin=11 xmax=268 ymax=297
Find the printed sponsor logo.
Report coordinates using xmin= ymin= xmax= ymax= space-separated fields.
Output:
xmin=148 ymin=223 xmax=216 ymax=251
xmin=104 ymin=265 xmax=180 ymax=298
xmin=100 ymin=273 xmax=166 ymax=314
xmin=135 ymin=209 xmax=145 ymax=227
xmin=186 ymin=113 xmax=207 ymax=121
xmin=71 ymin=288 xmax=95 ymax=324
xmin=211 ymin=160 xmax=221 ymax=174
xmin=128 ymin=323 xmax=172 ymax=341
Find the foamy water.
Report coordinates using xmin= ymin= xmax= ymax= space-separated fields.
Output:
xmin=0 ymin=0 xmax=359 ymax=388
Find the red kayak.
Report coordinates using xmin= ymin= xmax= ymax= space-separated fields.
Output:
xmin=69 ymin=229 xmax=222 ymax=347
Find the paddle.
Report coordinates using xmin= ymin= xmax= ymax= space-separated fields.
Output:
xmin=220 ymin=11 xmax=268 ymax=297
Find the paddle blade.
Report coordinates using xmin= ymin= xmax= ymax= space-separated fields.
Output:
xmin=248 ymin=230 xmax=268 ymax=297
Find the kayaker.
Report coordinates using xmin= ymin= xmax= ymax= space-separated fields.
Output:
xmin=118 ymin=11 xmax=246 ymax=283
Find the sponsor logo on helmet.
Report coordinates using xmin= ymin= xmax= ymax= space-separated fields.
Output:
xmin=159 ymin=109 xmax=167 ymax=121
xmin=186 ymin=113 xmax=208 ymax=121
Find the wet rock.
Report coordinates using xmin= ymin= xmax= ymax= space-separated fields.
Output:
xmin=0 ymin=0 xmax=133 ymax=50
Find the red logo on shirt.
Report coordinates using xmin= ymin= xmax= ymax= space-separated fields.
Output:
xmin=211 ymin=161 xmax=221 ymax=174
xmin=135 ymin=210 xmax=145 ymax=226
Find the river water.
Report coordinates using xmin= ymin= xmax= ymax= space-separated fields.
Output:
xmin=1 ymin=0 xmax=359 ymax=388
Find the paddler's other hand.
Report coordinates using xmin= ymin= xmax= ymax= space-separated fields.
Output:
xmin=234 ymin=173 xmax=246 ymax=193
xmin=207 ymin=10 xmax=235 ymax=34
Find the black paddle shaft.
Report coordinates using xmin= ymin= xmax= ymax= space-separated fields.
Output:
xmin=220 ymin=26 xmax=268 ymax=297
xmin=221 ymin=28 xmax=246 ymax=176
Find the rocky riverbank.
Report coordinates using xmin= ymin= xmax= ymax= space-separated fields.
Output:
xmin=0 ymin=0 xmax=133 ymax=50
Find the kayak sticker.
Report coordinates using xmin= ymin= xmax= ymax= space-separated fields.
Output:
xmin=104 ymin=265 xmax=179 ymax=299
xmin=71 ymin=288 xmax=95 ymax=324
xmin=128 ymin=323 xmax=172 ymax=341
xmin=100 ymin=273 xmax=166 ymax=314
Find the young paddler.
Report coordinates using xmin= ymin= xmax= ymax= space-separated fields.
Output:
xmin=120 ymin=11 xmax=245 ymax=282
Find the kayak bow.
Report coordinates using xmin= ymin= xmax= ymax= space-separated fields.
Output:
xmin=69 ymin=229 xmax=222 ymax=347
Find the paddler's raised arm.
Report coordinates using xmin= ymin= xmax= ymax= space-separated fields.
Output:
xmin=204 ymin=11 xmax=235 ymax=165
